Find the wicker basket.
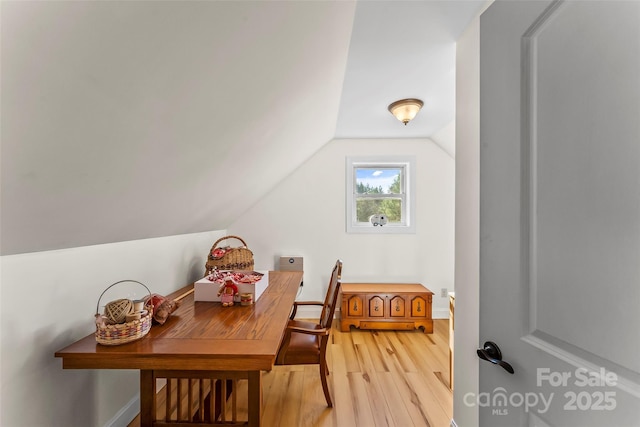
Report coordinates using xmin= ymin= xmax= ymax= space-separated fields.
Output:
xmin=205 ymin=235 xmax=254 ymax=274
xmin=95 ymin=280 xmax=153 ymax=346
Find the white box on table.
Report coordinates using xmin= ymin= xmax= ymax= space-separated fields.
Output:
xmin=194 ymin=271 xmax=269 ymax=303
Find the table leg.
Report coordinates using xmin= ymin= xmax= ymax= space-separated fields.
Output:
xmin=247 ymin=371 xmax=262 ymax=427
xmin=140 ymin=370 xmax=154 ymax=427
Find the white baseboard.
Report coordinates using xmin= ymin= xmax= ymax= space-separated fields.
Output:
xmin=105 ymin=394 xmax=139 ymax=427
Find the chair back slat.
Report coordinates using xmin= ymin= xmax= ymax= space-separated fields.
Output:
xmin=320 ymin=260 xmax=342 ymax=329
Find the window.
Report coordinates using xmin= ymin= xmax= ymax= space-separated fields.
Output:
xmin=346 ymin=156 xmax=416 ymax=233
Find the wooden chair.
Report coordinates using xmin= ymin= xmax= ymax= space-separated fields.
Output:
xmin=275 ymin=259 xmax=343 ymax=407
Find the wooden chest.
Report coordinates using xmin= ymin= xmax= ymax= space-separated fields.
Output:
xmin=340 ymin=283 xmax=433 ymax=334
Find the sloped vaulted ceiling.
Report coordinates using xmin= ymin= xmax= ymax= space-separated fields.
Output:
xmin=1 ymin=1 xmax=356 ymax=254
xmin=1 ymin=0 xmax=484 ymax=255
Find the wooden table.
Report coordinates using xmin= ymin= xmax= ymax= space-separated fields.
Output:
xmin=55 ymin=271 xmax=303 ymax=427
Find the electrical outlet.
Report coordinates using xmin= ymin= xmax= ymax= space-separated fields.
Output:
xmin=440 ymin=288 xmax=448 ymax=298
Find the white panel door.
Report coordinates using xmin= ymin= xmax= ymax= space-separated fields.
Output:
xmin=479 ymin=1 xmax=640 ymax=426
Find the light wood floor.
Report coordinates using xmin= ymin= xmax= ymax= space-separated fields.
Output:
xmin=129 ymin=319 xmax=452 ymax=427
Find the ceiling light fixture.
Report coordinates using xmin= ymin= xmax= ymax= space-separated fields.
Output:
xmin=388 ymin=98 xmax=424 ymax=125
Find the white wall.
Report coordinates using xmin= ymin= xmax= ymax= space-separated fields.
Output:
xmin=228 ymin=137 xmax=455 ymax=318
xmin=0 ymin=231 xmax=223 ymax=427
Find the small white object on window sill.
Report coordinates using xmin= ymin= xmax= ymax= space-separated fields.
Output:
xmin=369 ymin=214 xmax=388 ymax=227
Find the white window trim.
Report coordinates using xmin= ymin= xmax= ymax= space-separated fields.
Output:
xmin=346 ymin=155 xmax=416 ymax=234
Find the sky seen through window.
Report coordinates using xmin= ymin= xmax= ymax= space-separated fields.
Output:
xmin=356 ymin=168 xmax=400 ymax=193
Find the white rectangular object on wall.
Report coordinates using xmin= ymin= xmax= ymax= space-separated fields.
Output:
xmin=279 ymin=256 xmax=303 ymax=271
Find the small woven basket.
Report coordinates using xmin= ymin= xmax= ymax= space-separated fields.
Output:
xmin=95 ymin=280 xmax=153 ymax=346
xmin=205 ymin=235 xmax=254 ymax=274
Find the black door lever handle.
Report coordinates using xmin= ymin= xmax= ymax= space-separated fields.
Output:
xmin=477 ymin=341 xmax=515 ymax=374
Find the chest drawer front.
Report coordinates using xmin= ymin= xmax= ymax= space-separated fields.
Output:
xmin=346 ymin=295 xmax=364 ymax=317
xmin=410 ymin=295 xmax=428 ymax=318
xmin=368 ymin=295 xmax=385 ymax=317
xmin=360 ymin=321 xmax=414 ymax=331
xmin=389 ymin=295 xmax=406 ymax=317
